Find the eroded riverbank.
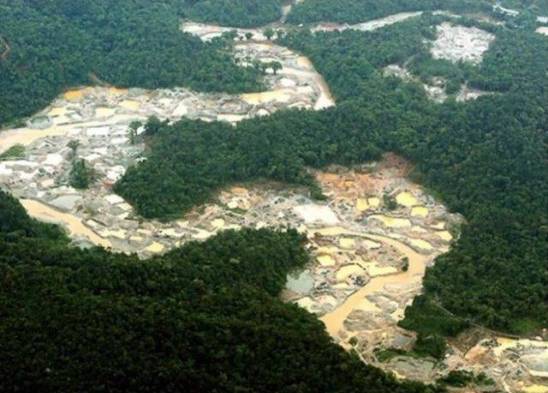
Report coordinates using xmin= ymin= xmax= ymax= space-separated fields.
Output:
xmin=0 ymin=8 xmax=545 ymax=393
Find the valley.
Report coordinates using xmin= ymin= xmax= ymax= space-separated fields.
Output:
xmin=0 ymin=3 xmax=546 ymax=392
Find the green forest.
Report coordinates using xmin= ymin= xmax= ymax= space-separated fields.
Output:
xmin=116 ymin=13 xmax=547 ymax=334
xmin=186 ymin=0 xmax=283 ymax=27
xmin=0 ymin=190 xmax=445 ymax=393
xmin=0 ymin=0 xmax=263 ymax=126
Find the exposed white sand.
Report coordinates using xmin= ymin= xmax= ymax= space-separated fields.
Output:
xmin=310 ymin=12 xmax=423 ymax=33
xmin=293 ymin=204 xmax=339 ymax=225
xmin=536 ymin=27 xmax=548 ymax=36
xmin=431 ymin=22 xmax=495 ymax=64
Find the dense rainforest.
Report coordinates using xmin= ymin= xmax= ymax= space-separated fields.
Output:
xmin=0 ymin=190 xmax=444 ymax=393
xmin=116 ymin=13 xmax=547 ymax=335
xmin=0 ymin=0 xmax=263 ymax=126
xmin=186 ymin=0 xmax=283 ymax=27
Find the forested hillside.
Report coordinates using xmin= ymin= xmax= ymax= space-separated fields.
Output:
xmin=0 ymin=0 xmax=262 ymax=126
xmin=186 ymin=0 xmax=283 ymax=27
xmin=116 ymin=14 xmax=547 ymax=334
xmin=0 ymin=190 xmax=445 ymax=393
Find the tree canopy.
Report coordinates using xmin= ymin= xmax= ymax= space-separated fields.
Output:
xmin=186 ymin=0 xmax=283 ymax=27
xmin=0 ymin=0 xmax=262 ymax=126
xmin=0 ymin=190 xmax=444 ymax=393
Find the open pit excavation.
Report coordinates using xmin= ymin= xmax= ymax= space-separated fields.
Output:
xmin=20 ymin=199 xmax=111 ymax=248
xmin=382 ymin=20 xmax=496 ymax=103
xmin=4 ymin=115 xmax=544 ymax=389
xmin=309 ymin=11 xmax=424 ymax=33
xmin=183 ymin=12 xmax=498 ymax=105
xmin=0 ymin=40 xmax=336 ymax=255
xmin=180 ymin=13 xmax=448 ymax=106
xmin=319 ymin=233 xmax=432 ymax=340
xmin=0 ymin=45 xmax=334 ymax=156
xmin=2 ymin=13 xmax=504 ymax=241
xmin=431 ymin=22 xmax=495 ymax=65
xmin=1 ymin=7 xmax=546 ymax=393
xmin=369 ymin=18 xmax=497 ymax=103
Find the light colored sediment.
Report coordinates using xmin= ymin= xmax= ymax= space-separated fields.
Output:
xmin=370 ymin=215 xmax=412 ymax=228
xmin=522 ymin=385 xmax=548 ymax=393
xmin=536 ymin=27 xmax=548 ymax=36
xmin=310 ymin=12 xmax=423 ymax=33
xmin=20 ymin=198 xmax=111 ymax=248
xmin=293 ymin=204 xmax=339 ymax=225
xmin=384 ymin=65 xmax=447 ymax=103
xmin=396 ymin=191 xmax=417 ymax=207
xmin=456 ymin=83 xmax=494 ymax=102
xmin=278 ymin=156 xmax=462 ymax=351
xmin=0 ymin=127 xmax=69 ymax=153
xmin=181 ymin=12 xmax=425 ymax=40
xmin=456 ymin=337 xmax=548 ymax=392
xmin=180 ymin=24 xmax=336 ymax=110
xmin=384 ymin=64 xmax=494 ymax=103
xmin=1 ymin=23 xmax=336 ymax=157
xmin=431 ymin=22 xmax=495 ymax=64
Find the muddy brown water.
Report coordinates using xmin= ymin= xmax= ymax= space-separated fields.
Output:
xmin=320 ymin=231 xmax=428 ymax=338
xmin=21 ymin=199 xmax=111 ymax=248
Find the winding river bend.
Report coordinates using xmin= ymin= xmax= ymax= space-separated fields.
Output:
xmin=321 ymin=232 xmax=429 ymax=338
